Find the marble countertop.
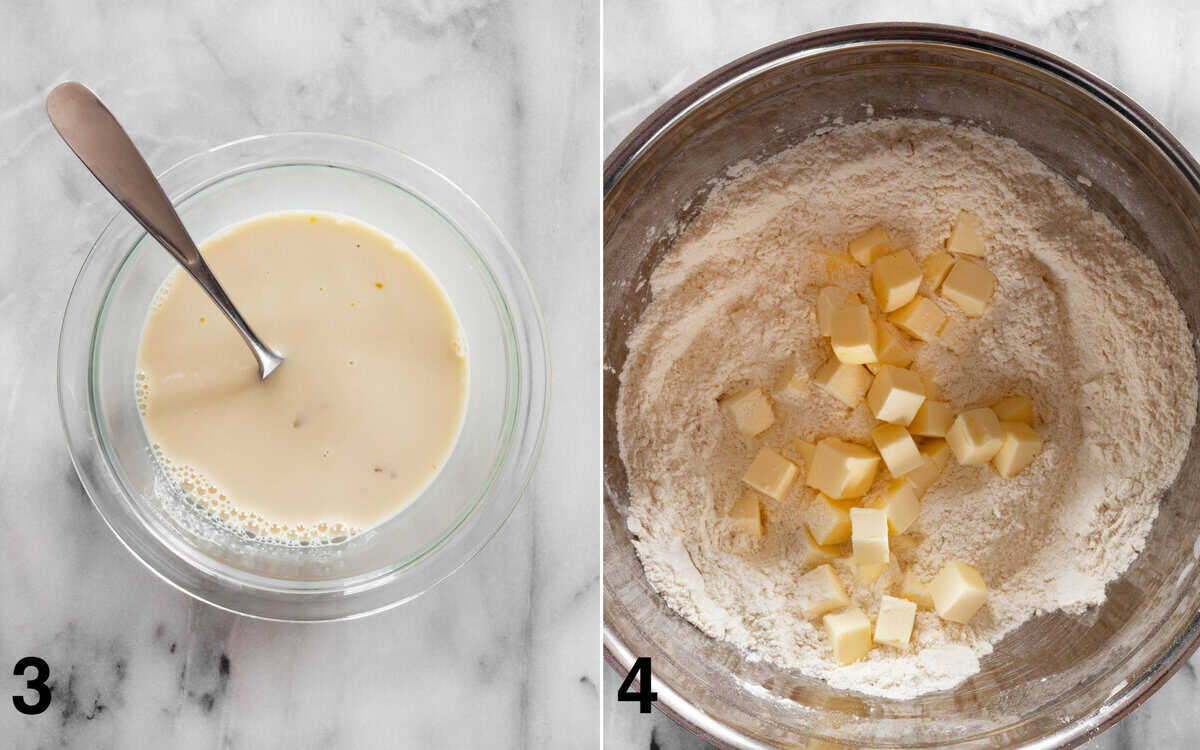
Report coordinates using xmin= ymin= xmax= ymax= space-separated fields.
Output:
xmin=0 ymin=1 xmax=599 ymax=748
xmin=604 ymin=1 xmax=1200 ymax=748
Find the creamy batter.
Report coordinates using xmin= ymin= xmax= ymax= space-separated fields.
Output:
xmin=137 ymin=212 xmax=467 ymax=542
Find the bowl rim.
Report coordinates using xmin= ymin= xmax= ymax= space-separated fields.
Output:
xmin=59 ymin=130 xmax=550 ymax=622
xmin=603 ymin=22 xmax=1200 ymax=749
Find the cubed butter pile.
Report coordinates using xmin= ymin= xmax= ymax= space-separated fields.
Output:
xmin=716 ymin=214 xmax=1050 ymax=667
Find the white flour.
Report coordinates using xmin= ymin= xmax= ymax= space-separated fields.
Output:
xmin=616 ymin=119 xmax=1197 ymax=699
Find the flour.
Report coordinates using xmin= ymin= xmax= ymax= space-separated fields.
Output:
xmin=616 ymin=119 xmax=1197 ymax=699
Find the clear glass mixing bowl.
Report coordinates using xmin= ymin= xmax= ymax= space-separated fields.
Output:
xmin=60 ymin=132 xmax=548 ymax=621
xmin=604 ymin=24 xmax=1200 ymax=749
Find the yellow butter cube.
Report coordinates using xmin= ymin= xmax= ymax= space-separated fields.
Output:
xmin=946 ymin=408 xmax=1004 ymax=465
xmin=945 ymin=210 xmax=987 ymax=256
xmin=899 ymin=569 xmax=935 ymax=609
xmin=857 ymin=561 xmax=889 ymax=586
xmin=872 ymin=250 xmax=922 ymax=313
xmin=812 ymin=357 xmax=873 ymax=408
xmin=909 ymin=400 xmax=954 ymax=438
xmin=992 ymin=394 xmax=1033 ymax=424
xmin=742 ymin=447 xmax=798 ymax=500
xmin=830 ymin=303 xmax=879 ymax=364
xmin=888 ymin=295 xmax=948 ymax=342
xmin=929 ymin=560 xmax=988 ymax=624
xmin=807 ymin=438 xmax=881 ymax=499
xmin=904 ymin=439 xmax=949 ymax=495
xmin=941 ymin=259 xmax=996 ymax=317
xmin=866 ymin=365 xmax=926 ymax=426
xmin=923 ymin=251 xmax=955 ymax=289
xmin=871 ymin=479 xmax=921 ymax=534
xmin=847 ymin=226 xmax=892 ymax=266
xmin=816 ymin=287 xmax=860 ymax=336
xmin=798 ymin=529 xmax=842 ymax=570
xmin=870 ymin=424 xmax=923 ymax=477
xmin=799 ymin=564 xmax=851 ymax=618
xmin=924 ymin=438 xmax=951 ymax=469
xmin=793 ymin=438 xmax=816 ymax=468
xmin=823 ymin=606 xmax=873 ymax=665
xmin=721 ymin=388 xmax=775 ymax=436
xmin=993 ymin=421 xmax=1044 ymax=478
xmin=806 ymin=493 xmax=855 ymax=545
xmin=850 ymin=507 xmax=889 ymax=565
xmin=866 ymin=362 xmax=882 ymax=375
xmin=874 ymin=595 xmax=917 ymax=648
xmin=728 ymin=490 xmax=765 ymax=538
xmin=874 ymin=322 xmax=914 ymax=368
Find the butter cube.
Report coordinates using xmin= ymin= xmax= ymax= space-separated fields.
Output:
xmin=857 ymin=561 xmax=889 ymax=585
xmin=904 ymin=440 xmax=949 ymax=495
xmin=945 ymin=210 xmax=987 ymax=256
xmin=866 ymin=362 xmax=882 ymax=375
xmin=830 ymin=303 xmax=879 ymax=364
xmin=992 ymin=421 xmax=1044 ymax=478
xmin=866 ymin=365 xmax=926 ymax=426
xmin=870 ymin=424 xmax=923 ymax=477
xmin=871 ymin=250 xmax=922 ymax=313
xmin=874 ymin=322 xmax=913 ymax=368
xmin=798 ymin=529 xmax=841 ymax=570
xmin=871 ymin=479 xmax=920 ymax=534
xmin=742 ymin=447 xmax=798 ymax=500
xmin=728 ymin=490 xmax=765 ymax=538
xmin=923 ymin=251 xmax=955 ymax=289
xmin=992 ymin=395 xmax=1033 ymax=424
xmin=941 ymin=259 xmax=996 ymax=317
xmin=823 ymin=607 xmax=873 ymax=665
xmin=888 ymin=295 xmax=948 ymax=342
xmin=812 ymin=357 xmax=873 ymax=408
xmin=816 ymin=287 xmax=860 ymax=336
xmin=899 ymin=569 xmax=935 ymax=609
xmin=806 ymin=493 xmax=855 ymax=545
xmin=924 ymin=438 xmax=951 ymax=469
xmin=946 ymin=408 xmax=1004 ymax=465
xmin=874 ymin=595 xmax=917 ymax=648
xmin=929 ymin=560 xmax=988 ymax=624
xmin=850 ymin=507 xmax=889 ymax=565
xmin=721 ymin=388 xmax=775 ymax=436
xmin=807 ymin=438 xmax=881 ymax=499
xmin=793 ymin=439 xmax=816 ymax=468
xmin=909 ymin=400 xmax=954 ymax=438
xmin=799 ymin=564 xmax=851 ymax=618
xmin=848 ymin=226 xmax=892 ymax=266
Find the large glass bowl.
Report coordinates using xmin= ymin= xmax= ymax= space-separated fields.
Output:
xmin=604 ymin=24 xmax=1200 ymax=749
xmin=60 ymin=132 xmax=548 ymax=621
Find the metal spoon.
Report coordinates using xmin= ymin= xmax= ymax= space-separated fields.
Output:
xmin=46 ymin=81 xmax=284 ymax=381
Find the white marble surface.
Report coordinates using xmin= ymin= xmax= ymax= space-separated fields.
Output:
xmin=0 ymin=1 xmax=599 ymax=747
xmin=604 ymin=1 xmax=1200 ymax=748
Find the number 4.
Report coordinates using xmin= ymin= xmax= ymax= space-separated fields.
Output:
xmin=617 ymin=656 xmax=657 ymax=713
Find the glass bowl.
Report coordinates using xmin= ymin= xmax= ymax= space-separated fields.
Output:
xmin=60 ymin=132 xmax=548 ymax=621
xmin=604 ymin=23 xmax=1200 ymax=749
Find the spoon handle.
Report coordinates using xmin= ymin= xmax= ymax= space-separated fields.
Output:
xmin=46 ymin=81 xmax=283 ymax=380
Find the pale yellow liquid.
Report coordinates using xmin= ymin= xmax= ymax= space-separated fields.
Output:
xmin=136 ymin=212 xmax=468 ymax=542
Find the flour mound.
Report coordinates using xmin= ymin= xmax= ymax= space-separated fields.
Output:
xmin=616 ymin=119 xmax=1196 ymax=699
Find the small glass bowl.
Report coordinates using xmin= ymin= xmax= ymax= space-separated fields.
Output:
xmin=60 ymin=132 xmax=548 ymax=621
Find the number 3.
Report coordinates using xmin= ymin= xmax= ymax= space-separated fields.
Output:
xmin=12 ymin=657 xmax=51 ymax=715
